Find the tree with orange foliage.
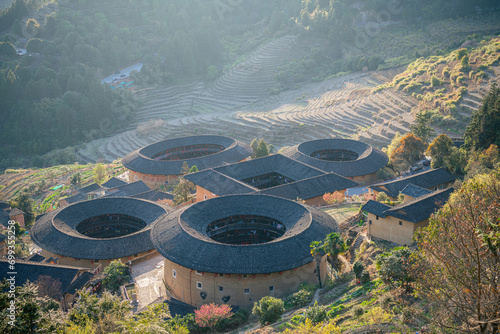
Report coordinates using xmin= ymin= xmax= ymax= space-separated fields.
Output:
xmin=390 ymin=133 xmax=427 ymax=172
xmin=413 ymin=169 xmax=500 ymax=333
xmin=323 ymin=191 xmax=345 ymax=205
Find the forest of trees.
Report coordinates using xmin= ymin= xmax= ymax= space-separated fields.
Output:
xmin=0 ymin=0 xmax=499 ymax=169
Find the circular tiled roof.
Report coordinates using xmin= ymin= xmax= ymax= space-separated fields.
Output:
xmin=31 ymin=198 xmax=170 ymax=260
xmin=282 ymin=139 xmax=388 ymax=177
xmin=151 ymin=195 xmax=339 ymax=274
xmin=122 ymin=135 xmax=252 ymax=176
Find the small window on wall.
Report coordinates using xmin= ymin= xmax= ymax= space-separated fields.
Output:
xmin=172 ymin=269 xmax=177 ymax=278
xmin=197 ymin=282 xmax=202 ymax=289
xmin=269 ymin=286 xmax=274 ymax=292
xmin=244 ymin=288 xmax=250 ymax=294
xmin=399 ymin=221 xmax=403 ymax=226
xmin=376 ymin=216 xmax=379 ymax=220
xmin=218 ymin=286 xmax=223 ymax=292
xmin=134 ymin=175 xmax=138 ymax=181
xmin=369 ymin=220 xmax=372 ymax=225
xmin=204 ymin=195 xmax=207 ymax=200
xmin=196 ymin=270 xmax=202 ymax=275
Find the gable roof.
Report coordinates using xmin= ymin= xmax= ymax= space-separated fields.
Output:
xmin=102 ymin=177 xmax=127 ymax=189
xmin=104 ymin=180 xmax=150 ymax=197
xmin=400 ymin=184 xmax=433 ymax=198
xmin=258 ymin=173 xmax=357 ymax=200
xmin=27 ymin=253 xmax=46 ymax=262
xmin=362 ymin=188 xmax=453 ymax=223
xmin=0 ymin=260 xmax=91 ymax=295
xmin=61 ymin=193 xmax=88 ymax=205
xmin=361 ymin=200 xmax=391 ymax=218
xmin=184 ymin=169 xmax=256 ymax=196
xmin=215 ymin=154 xmax=325 ymax=181
xmin=65 ymin=272 xmax=95 ymax=295
xmin=6 ymin=208 xmax=25 ymax=216
xmin=184 ymin=154 xmax=358 ymax=200
xmin=1 ymin=202 xmax=12 ymax=228
xmin=131 ymin=190 xmax=175 ymax=202
xmin=369 ymin=168 xmax=455 ymax=198
xmin=78 ymin=183 xmax=103 ymax=194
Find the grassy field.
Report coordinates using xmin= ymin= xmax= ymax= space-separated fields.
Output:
xmin=322 ymin=204 xmax=362 ymax=224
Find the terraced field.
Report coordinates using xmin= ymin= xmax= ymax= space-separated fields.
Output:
xmin=78 ymin=35 xmax=492 ymax=163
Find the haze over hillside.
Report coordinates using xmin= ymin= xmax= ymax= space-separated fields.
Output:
xmin=0 ymin=0 xmax=499 ymax=168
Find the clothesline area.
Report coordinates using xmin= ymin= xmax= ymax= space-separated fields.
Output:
xmin=206 ymin=215 xmax=286 ymax=245
xmin=151 ymin=144 xmax=225 ymax=161
xmin=241 ymin=172 xmax=295 ymax=190
xmin=76 ymin=214 xmax=147 ymax=239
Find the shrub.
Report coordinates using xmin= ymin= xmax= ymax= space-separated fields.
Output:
xmin=102 ymin=260 xmax=131 ymax=292
xmin=430 ymin=75 xmax=442 ymax=87
xmin=360 ymin=270 xmax=370 ymax=284
xmin=379 ymin=294 xmax=393 ymax=310
xmin=456 ymin=76 xmax=466 ymax=85
xmin=376 ymin=192 xmax=388 ymax=203
xmin=353 ymin=305 xmax=364 ymax=318
xmin=290 ymin=314 xmax=306 ymax=325
xmin=353 ymin=261 xmax=364 ymax=280
xmin=252 ymin=296 xmax=285 ymax=325
xmin=456 ymin=48 xmax=468 ymax=60
xmin=304 ymin=302 xmax=328 ymax=324
xmin=284 ymin=289 xmax=313 ymax=307
xmin=219 ymin=309 xmax=249 ymax=330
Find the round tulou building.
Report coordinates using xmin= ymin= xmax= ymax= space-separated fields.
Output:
xmin=151 ymin=194 xmax=339 ymax=308
xmin=31 ymin=197 xmax=171 ymax=269
xmin=122 ymin=135 xmax=252 ymax=189
xmin=282 ymin=138 xmax=388 ymax=183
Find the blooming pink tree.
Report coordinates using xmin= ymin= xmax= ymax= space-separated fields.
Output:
xmin=194 ymin=303 xmax=233 ymax=332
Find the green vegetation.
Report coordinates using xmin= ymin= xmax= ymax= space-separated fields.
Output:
xmin=464 ymin=82 xmax=500 ymax=151
xmin=252 ymin=296 xmax=286 ymax=325
xmin=102 ymin=260 xmax=131 ymax=293
xmin=377 ymin=37 xmax=500 ymax=132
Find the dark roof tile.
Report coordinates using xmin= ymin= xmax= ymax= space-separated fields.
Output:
xmin=152 ymin=195 xmax=340 ymax=274
xmin=0 ymin=260 xmax=90 ymax=294
xmin=31 ymin=198 xmax=171 ymax=260
xmin=400 ymin=184 xmax=433 ymax=198
xmin=282 ymin=139 xmax=388 ymax=177
xmin=104 ymin=181 xmax=150 ymax=197
xmin=184 ymin=154 xmax=358 ymax=200
xmin=122 ymin=135 xmax=252 ymax=176
xmin=369 ymin=168 xmax=455 ymax=198
xmin=102 ymin=177 xmax=127 ymax=189
xmin=131 ymin=190 xmax=175 ymax=202
xmin=78 ymin=183 xmax=103 ymax=194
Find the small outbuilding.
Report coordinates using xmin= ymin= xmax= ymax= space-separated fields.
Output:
xmin=368 ymin=168 xmax=455 ymax=201
xmin=362 ymin=188 xmax=453 ymax=245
